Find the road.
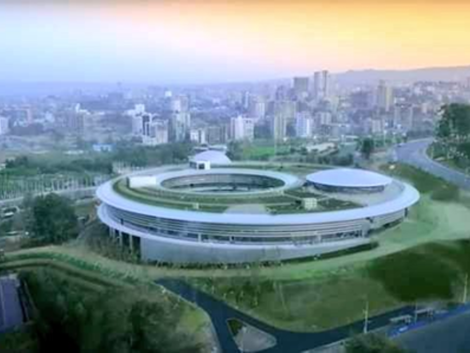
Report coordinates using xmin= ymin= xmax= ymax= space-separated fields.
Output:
xmin=395 ymin=139 xmax=470 ymax=190
xmin=397 ymin=311 xmax=470 ymax=353
xmin=158 ymin=279 xmax=415 ymax=353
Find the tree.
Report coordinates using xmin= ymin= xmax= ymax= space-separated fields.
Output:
xmin=84 ymin=291 xmax=202 ymax=353
xmin=437 ymin=104 xmax=470 ymax=142
xmin=128 ymin=300 xmax=199 ymax=353
xmin=27 ymin=193 xmax=79 ymax=244
xmin=360 ymin=138 xmax=375 ymax=160
xmin=227 ymin=141 xmax=244 ymax=161
xmin=23 ymin=271 xmax=204 ymax=353
xmin=436 ymin=104 xmax=470 ymax=164
xmin=51 ymin=130 xmax=65 ymax=144
xmin=21 ymin=270 xmax=91 ymax=353
xmin=345 ymin=333 xmax=410 ymax=353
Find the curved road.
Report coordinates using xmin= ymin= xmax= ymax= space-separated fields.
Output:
xmin=158 ymin=279 xmax=414 ymax=353
xmin=395 ymin=139 xmax=470 ymax=190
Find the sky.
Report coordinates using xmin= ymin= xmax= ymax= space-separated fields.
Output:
xmin=1 ymin=0 xmax=470 ymax=84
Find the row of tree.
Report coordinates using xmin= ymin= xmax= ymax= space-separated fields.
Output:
xmin=435 ymin=104 xmax=470 ymax=166
xmin=3 ymin=141 xmax=193 ymax=177
xmin=22 ymin=270 xmax=204 ymax=353
xmin=3 ymin=193 xmax=81 ymax=245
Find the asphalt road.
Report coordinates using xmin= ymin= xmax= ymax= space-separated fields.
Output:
xmin=158 ymin=279 xmax=414 ymax=353
xmin=395 ymin=139 xmax=470 ymax=190
xmin=397 ymin=311 xmax=470 ymax=353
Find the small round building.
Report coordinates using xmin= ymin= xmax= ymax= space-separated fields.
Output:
xmin=96 ymin=156 xmax=419 ymax=264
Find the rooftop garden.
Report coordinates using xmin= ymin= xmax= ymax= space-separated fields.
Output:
xmin=111 ymin=164 xmax=361 ymax=215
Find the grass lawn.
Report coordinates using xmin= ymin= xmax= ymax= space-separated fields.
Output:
xmin=242 ymin=144 xmax=291 ymax=160
xmin=193 ymin=271 xmax=399 ymax=331
xmin=4 ymin=163 xmax=470 ymax=332
xmin=437 ymin=158 xmax=470 ymax=176
xmin=368 ymin=241 xmax=470 ymax=302
xmin=428 ymin=142 xmax=470 ymax=176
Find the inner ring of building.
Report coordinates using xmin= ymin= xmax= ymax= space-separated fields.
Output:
xmin=160 ymin=173 xmax=286 ymax=193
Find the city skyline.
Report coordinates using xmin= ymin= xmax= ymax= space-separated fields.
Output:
xmin=1 ymin=0 xmax=470 ymax=84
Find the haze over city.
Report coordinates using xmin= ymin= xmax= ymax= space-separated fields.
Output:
xmin=1 ymin=0 xmax=470 ymax=84
xmin=3 ymin=1 xmax=470 ymax=353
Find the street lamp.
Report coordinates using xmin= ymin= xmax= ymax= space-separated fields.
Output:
xmin=363 ymin=297 xmax=370 ymax=334
xmin=463 ymin=273 xmax=468 ymax=304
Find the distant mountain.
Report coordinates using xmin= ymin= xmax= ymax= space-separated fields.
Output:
xmin=334 ymin=65 xmax=470 ymax=86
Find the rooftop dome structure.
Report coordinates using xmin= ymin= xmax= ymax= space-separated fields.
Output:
xmin=306 ymin=168 xmax=392 ymax=193
xmin=191 ymin=150 xmax=231 ymax=164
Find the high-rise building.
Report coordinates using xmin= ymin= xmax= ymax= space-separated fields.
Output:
xmin=293 ymin=77 xmax=309 ymax=98
xmin=206 ymin=125 xmax=228 ymax=145
xmin=242 ymin=91 xmax=251 ymax=110
xmin=129 ymin=104 xmax=147 ymax=135
xmin=230 ymin=115 xmax=245 ymax=141
xmin=248 ymin=97 xmax=266 ymax=119
xmin=230 ymin=116 xmax=255 ymax=141
xmin=317 ymin=111 xmax=333 ymax=126
xmin=312 ymin=70 xmax=330 ymax=100
xmin=271 ymin=113 xmax=287 ymax=141
xmin=143 ymin=120 xmax=169 ymax=146
xmin=274 ymin=100 xmax=296 ymax=123
xmin=190 ymin=128 xmax=207 ymax=145
xmin=376 ymin=80 xmax=394 ymax=112
xmin=67 ymin=113 xmax=87 ymax=135
xmin=134 ymin=104 xmax=146 ymax=115
xmin=142 ymin=114 xmax=152 ymax=137
xmin=295 ymin=113 xmax=314 ymax=138
xmin=171 ymin=96 xmax=189 ymax=113
xmin=244 ymin=118 xmax=255 ymax=141
xmin=132 ymin=115 xmax=144 ymax=135
xmin=0 ymin=117 xmax=9 ymax=135
xmin=153 ymin=120 xmax=169 ymax=145
xmin=170 ymin=112 xmax=191 ymax=142
xmin=367 ymin=118 xmax=385 ymax=135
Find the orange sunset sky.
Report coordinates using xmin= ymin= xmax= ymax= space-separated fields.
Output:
xmin=1 ymin=0 xmax=470 ymax=83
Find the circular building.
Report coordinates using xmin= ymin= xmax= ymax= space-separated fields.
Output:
xmin=306 ymin=168 xmax=392 ymax=193
xmin=96 ymin=164 xmax=419 ymax=264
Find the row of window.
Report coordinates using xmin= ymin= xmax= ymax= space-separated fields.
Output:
xmin=109 ymin=213 xmax=368 ymax=245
